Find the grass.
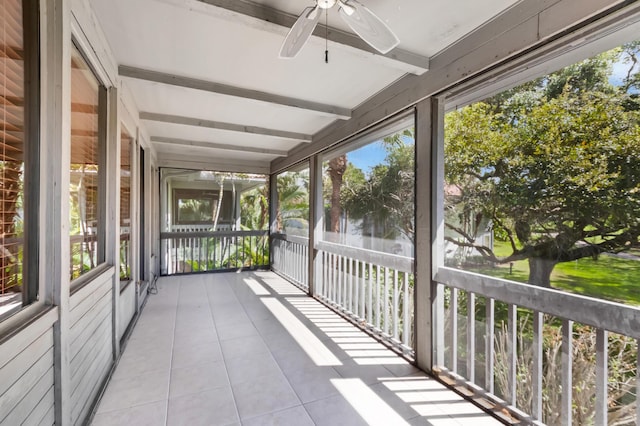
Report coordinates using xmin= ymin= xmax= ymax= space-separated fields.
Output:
xmin=464 ymin=241 xmax=640 ymax=306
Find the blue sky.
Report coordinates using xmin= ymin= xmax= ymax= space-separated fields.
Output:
xmin=347 ymin=140 xmax=387 ymax=175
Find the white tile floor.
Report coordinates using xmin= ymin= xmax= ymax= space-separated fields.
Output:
xmin=91 ymin=271 xmax=503 ymax=426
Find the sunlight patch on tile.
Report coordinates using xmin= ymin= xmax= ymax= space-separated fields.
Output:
xmin=261 ymin=298 xmax=342 ymax=366
xmin=352 ymin=356 xmax=410 ymax=365
xmin=338 ymin=342 xmax=386 ymax=350
xmin=330 ymin=378 xmax=409 ymax=426
xmin=260 ymin=278 xmax=305 ymax=295
xmin=243 ymin=278 xmax=271 ymax=296
xmin=382 ymin=376 xmax=444 ymax=392
xmin=396 ymin=390 xmax=465 ymax=404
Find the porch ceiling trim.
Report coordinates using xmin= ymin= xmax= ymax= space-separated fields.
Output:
xmin=120 ymin=65 xmax=352 ymax=120
xmin=151 ymin=136 xmax=288 ymax=157
xmin=140 ymin=111 xmax=312 ymax=142
xmin=157 ymin=154 xmax=271 ymax=174
xmin=193 ymin=0 xmax=430 ymax=75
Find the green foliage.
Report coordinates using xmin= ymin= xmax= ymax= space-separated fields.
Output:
xmin=445 ymin=49 xmax=640 ymax=287
xmin=276 ymin=171 xmax=309 ymax=233
xmin=341 ymin=130 xmax=416 ymax=242
xmin=240 ymin=182 xmax=269 ymax=230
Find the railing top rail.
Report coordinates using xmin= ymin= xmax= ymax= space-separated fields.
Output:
xmin=271 ymin=233 xmax=309 ymax=246
xmin=160 ymin=230 xmax=268 ymax=239
xmin=316 ymin=240 xmax=413 ymax=273
xmin=436 ymin=266 xmax=640 ymax=340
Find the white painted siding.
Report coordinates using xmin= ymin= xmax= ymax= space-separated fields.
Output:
xmin=69 ymin=273 xmax=114 ymax=425
xmin=118 ymin=282 xmax=136 ymax=339
xmin=0 ymin=309 xmax=57 ymax=426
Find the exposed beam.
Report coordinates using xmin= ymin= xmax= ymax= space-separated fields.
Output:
xmin=151 ymin=136 xmax=288 ymax=157
xmin=120 ymin=65 xmax=351 ymax=120
xmin=140 ymin=111 xmax=312 ymax=143
xmin=157 ymin=154 xmax=271 ymax=174
xmin=193 ymin=0 xmax=430 ymax=75
xmin=272 ymin=0 xmax=635 ymax=173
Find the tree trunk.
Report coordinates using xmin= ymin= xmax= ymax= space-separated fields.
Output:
xmin=528 ymin=257 xmax=557 ymax=288
xmin=328 ymin=155 xmax=347 ymax=233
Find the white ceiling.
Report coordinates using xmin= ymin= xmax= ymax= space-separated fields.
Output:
xmin=90 ymin=0 xmax=521 ymax=170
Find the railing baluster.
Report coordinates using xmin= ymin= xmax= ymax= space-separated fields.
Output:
xmin=507 ymin=304 xmax=517 ymax=407
xmin=561 ymin=319 xmax=573 ymax=426
xmin=353 ymin=258 xmax=358 ymax=315
xmin=360 ymin=261 xmax=366 ymax=320
xmin=403 ymin=272 xmax=410 ymax=348
xmin=376 ymin=265 xmax=381 ymax=331
xmin=595 ymin=328 xmax=608 ymax=426
xmin=383 ymin=267 xmax=389 ymax=336
xmin=532 ymin=311 xmax=543 ymax=421
xmin=451 ymin=287 xmax=458 ymax=373
xmin=393 ymin=270 xmax=399 ymax=340
xmin=328 ymin=252 xmax=333 ymax=302
xmin=368 ymin=263 xmax=373 ymax=325
xmin=485 ymin=297 xmax=495 ymax=394
xmin=338 ymin=255 xmax=343 ymax=308
xmin=467 ymin=292 xmax=476 ymax=384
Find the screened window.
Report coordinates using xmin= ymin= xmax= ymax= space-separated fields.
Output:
xmin=321 ymin=118 xmax=415 ymax=257
xmin=119 ymin=127 xmax=132 ymax=281
xmin=444 ymin=39 xmax=640 ymax=305
xmin=275 ymin=165 xmax=309 ymax=237
xmin=70 ymin=44 xmax=106 ymax=281
xmin=173 ymin=189 xmax=218 ymax=225
xmin=0 ymin=0 xmax=39 ymax=320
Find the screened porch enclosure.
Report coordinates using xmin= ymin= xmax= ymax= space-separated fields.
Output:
xmin=2 ymin=1 xmax=640 ymax=426
xmin=159 ymin=168 xmax=270 ymax=275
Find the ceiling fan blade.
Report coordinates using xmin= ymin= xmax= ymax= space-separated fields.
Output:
xmin=279 ymin=6 xmax=321 ymax=58
xmin=339 ymin=1 xmax=399 ymax=54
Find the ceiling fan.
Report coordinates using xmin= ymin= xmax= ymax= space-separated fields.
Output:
xmin=279 ymin=0 xmax=399 ymax=59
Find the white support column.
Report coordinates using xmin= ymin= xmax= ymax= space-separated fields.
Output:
xmin=415 ymin=95 xmax=445 ymax=372
xmin=42 ymin=0 xmax=71 ymax=423
xmin=310 ymin=155 xmax=323 ymax=297
xmin=269 ymin=171 xmax=278 ymax=273
xmin=107 ymin=87 xmax=120 ymax=356
xmin=414 ymin=99 xmax=431 ymax=370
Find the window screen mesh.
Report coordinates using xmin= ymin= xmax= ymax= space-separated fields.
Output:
xmin=70 ymin=45 xmax=102 ymax=280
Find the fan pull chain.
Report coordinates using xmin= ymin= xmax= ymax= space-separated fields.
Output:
xmin=325 ymin=8 xmax=329 ymax=63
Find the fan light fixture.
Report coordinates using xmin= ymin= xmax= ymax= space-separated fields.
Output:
xmin=279 ymin=0 xmax=399 ymax=59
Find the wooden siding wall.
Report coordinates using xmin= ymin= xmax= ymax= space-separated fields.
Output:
xmin=0 ymin=309 xmax=58 ymax=426
xmin=68 ymin=271 xmax=114 ymax=425
xmin=119 ymin=282 xmax=136 ymax=339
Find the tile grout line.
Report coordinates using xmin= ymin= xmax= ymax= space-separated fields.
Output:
xmin=235 ymin=272 xmax=330 ymax=424
xmin=231 ymin=272 xmax=307 ymax=410
xmin=164 ymin=279 xmax=180 ymax=426
xmin=204 ymin=273 xmax=243 ymax=424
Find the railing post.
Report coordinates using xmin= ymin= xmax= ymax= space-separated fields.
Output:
xmin=416 ymin=97 xmax=446 ymax=372
xmin=595 ymin=329 xmax=607 ymax=426
xmin=561 ymin=319 xmax=573 ymax=426
xmin=269 ymin=169 xmax=278 ymax=271
xmin=532 ymin=311 xmax=543 ymax=421
xmin=309 ymin=154 xmax=322 ymax=297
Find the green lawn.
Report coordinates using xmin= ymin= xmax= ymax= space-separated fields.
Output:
xmin=466 ymin=241 xmax=640 ymax=306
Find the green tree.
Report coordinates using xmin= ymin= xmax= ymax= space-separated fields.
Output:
xmin=327 ymin=155 xmax=347 ymax=232
xmin=343 ymin=132 xmax=415 ymax=242
xmin=240 ymin=181 xmax=269 ymax=230
xmin=276 ymin=171 xmax=309 ymax=233
xmin=445 ymin=53 xmax=640 ymax=287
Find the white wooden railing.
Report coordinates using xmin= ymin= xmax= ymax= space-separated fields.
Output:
xmin=271 ymin=234 xmax=309 ymax=292
xmin=270 ymin=231 xmax=639 ymax=423
xmin=316 ymin=241 xmax=415 ymax=355
xmin=160 ymin=230 xmax=268 ymax=275
xmin=434 ymin=267 xmax=640 ymax=425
